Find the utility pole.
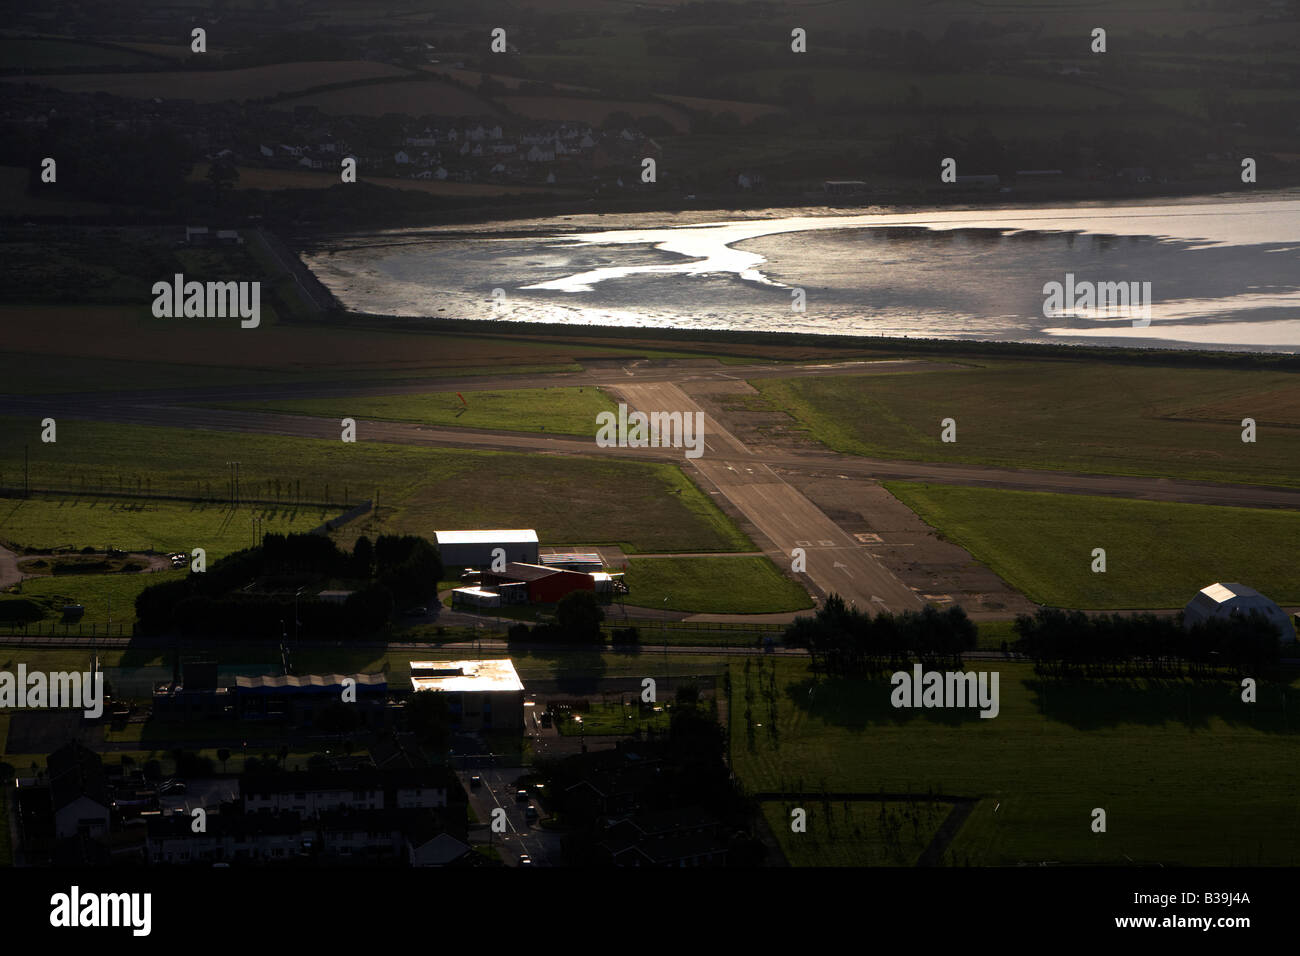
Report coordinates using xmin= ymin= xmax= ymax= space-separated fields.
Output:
xmin=24 ymin=444 xmax=29 ymax=498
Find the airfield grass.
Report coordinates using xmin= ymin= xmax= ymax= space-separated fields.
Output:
xmin=623 ymin=556 xmax=813 ymax=614
xmin=754 ymin=362 xmax=1300 ymax=489
xmin=731 ymin=658 xmax=1300 ymax=866
xmin=760 ymin=799 xmax=950 ymax=867
xmin=0 ymin=495 xmax=331 ymax=555
xmin=0 ymin=418 xmax=751 ymax=554
xmin=215 ymin=386 xmax=619 ymax=436
xmin=885 ymin=482 xmax=1300 ymax=610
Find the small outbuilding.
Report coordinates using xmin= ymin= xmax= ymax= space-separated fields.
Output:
xmin=1183 ymin=582 xmax=1294 ymax=641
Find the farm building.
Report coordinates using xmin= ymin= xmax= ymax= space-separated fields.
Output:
xmin=539 ymin=552 xmax=604 ymax=573
xmin=408 ymin=659 xmax=525 ymax=732
xmin=481 ymin=561 xmax=594 ymax=604
xmin=434 ymin=529 xmax=539 ymax=569
xmin=1183 ymin=582 xmax=1294 ymax=641
xmin=451 ymin=587 xmax=503 ymax=609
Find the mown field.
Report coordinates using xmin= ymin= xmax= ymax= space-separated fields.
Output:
xmin=0 ymin=419 xmax=752 ymax=554
xmin=0 ymin=569 xmax=184 ymax=631
xmin=270 ymin=78 xmax=500 ymax=117
xmin=623 ymin=556 xmax=812 ymax=614
xmin=0 ymin=495 xmax=330 ymax=556
xmin=731 ymin=658 xmax=1300 ymax=866
xmin=754 ymin=362 xmax=1300 ymax=489
xmin=214 ymin=386 xmax=618 ymax=436
xmin=884 ymin=482 xmax=1300 ymax=610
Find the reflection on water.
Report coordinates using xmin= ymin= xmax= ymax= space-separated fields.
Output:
xmin=304 ymin=195 xmax=1300 ymax=352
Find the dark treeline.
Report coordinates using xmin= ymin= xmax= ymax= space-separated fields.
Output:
xmin=782 ymin=595 xmax=977 ymax=676
xmin=1014 ymin=608 xmax=1284 ymax=680
xmin=135 ymin=533 xmax=442 ymax=640
xmin=507 ymin=590 xmax=608 ymax=645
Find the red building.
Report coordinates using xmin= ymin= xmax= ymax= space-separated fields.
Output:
xmin=481 ymin=562 xmax=595 ymax=604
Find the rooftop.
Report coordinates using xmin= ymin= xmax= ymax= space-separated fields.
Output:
xmin=409 ymin=659 xmax=524 ymax=694
xmin=434 ymin=529 xmax=538 ymax=545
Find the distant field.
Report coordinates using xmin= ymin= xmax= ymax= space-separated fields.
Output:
xmin=0 ymin=495 xmax=331 ymax=556
xmin=0 ymin=36 xmax=159 ymax=69
xmin=0 ymin=419 xmax=752 ymax=554
xmin=623 ymin=556 xmax=812 ymax=614
xmin=271 ymin=78 xmax=500 ymax=116
xmin=189 ymin=163 xmax=566 ymax=196
xmin=658 ymin=93 xmax=785 ymax=123
xmin=215 ymin=386 xmax=618 ymax=436
xmin=731 ymin=658 xmax=1300 ymax=865
xmin=0 ymin=60 xmax=410 ymax=101
xmin=0 ymin=165 xmax=117 ymax=217
xmin=501 ymin=95 xmax=690 ymax=130
xmin=755 ymin=362 xmax=1300 ymax=489
xmin=885 ymin=482 xmax=1300 ymax=610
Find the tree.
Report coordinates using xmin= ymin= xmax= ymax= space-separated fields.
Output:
xmin=405 ymin=690 xmax=452 ymax=754
xmin=206 ymin=159 xmax=239 ymax=205
xmin=217 ymin=748 xmax=231 ymax=773
xmin=556 ymin=590 xmax=604 ymax=642
xmin=352 ymin=536 xmax=374 ymax=580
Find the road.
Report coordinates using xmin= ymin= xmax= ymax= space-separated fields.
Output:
xmin=459 ymin=765 xmax=564 ymax=866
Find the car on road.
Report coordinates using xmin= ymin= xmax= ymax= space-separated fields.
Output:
xmin=518 ymin=854 xmax=533 ymax=867
xmin=469 ymin=775 xmax=482 ymax=788
xmin=524 ymin=805 xmax=538 ymax=822
xmin=515 ymin=789 xmax=529 ymax=802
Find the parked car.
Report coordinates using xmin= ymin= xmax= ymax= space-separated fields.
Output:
xmin=159 ymin=780 xmax=186 ymax=795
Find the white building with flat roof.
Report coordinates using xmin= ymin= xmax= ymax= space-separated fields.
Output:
xmin=434 ymin=529 xmax=538 ymax=568
xmin=408 ymin=659 xmax=525 ymax=731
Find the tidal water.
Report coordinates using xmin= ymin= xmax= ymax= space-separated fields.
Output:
xmin=302 ymin=192 xmax=1300 ymax=352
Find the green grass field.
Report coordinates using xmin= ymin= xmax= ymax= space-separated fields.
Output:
xmin=885 ymin=482 xmax=1300 ymax=610
xmin=760 ymin=799 xmax=951 ymax=867
xmin=213 ymin=386 xmax=619 ymax=436
xmin=1 ymin=418 xmax=751 ymax=554
xmin=622 ymin=556 xmax=813 ymax=614
xmin=1 ymin=569 xmax=186 ymax=630
xmin=0 ymin=495 xmax=331 ymax=555
xmin=554 ymin=699 xmax=671 ymax=736
xmin=754 ymin=362 xmax=1300 ymax=489
xmin=732 ymin=658 xmax=1300 ymax=865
